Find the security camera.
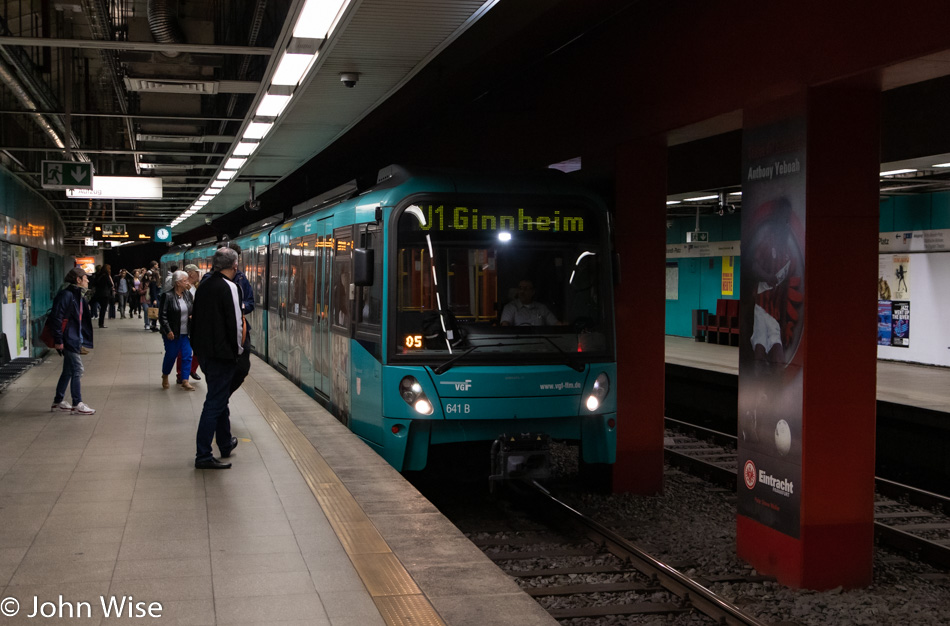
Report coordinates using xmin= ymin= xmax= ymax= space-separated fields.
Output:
xmin=666 ymin=220 xmax=673 ymax=230
xmin=339 ymin=72 xmax=360 ymax=88
xmin=204 ymin=216 xmax=212 ymax=225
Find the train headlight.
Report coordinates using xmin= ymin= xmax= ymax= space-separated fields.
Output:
xmin=399 ymin=376 xmax=434 ymax=415
xmin=585 ymin=372 xmax=610 ymax=412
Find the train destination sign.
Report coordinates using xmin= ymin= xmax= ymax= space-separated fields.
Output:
xmin=409 ymin=204 xmax=585 ymax=233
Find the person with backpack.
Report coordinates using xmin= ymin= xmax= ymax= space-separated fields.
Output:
xmin=49 ymin=267 xmax=96 ymax=415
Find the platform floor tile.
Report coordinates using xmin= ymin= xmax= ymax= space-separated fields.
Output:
xmin=0 ymin=316 xmax=556 ymax=625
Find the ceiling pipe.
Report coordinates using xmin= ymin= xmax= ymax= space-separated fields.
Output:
xmin=83 ymin=0 xmax=141 ymax=174
xmin=147 ymin=0 xmax=187 ymax=58
xmin=0 ymin=55 xmax=68 ymax=150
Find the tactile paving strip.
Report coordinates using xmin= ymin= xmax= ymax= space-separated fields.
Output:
xmin=243 ymin=376 xmax=446 ymax=626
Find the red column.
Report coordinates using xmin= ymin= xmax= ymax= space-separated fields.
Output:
xmin=737 ymin=82 xmax=879 ymax=588
xmin=612 ymin=138 xmax=667 ymax=494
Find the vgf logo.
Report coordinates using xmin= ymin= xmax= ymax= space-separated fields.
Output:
xmin=440 ymin=380 xmax=472 ymax=391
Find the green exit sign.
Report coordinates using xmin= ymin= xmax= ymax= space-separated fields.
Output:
xmin=687 ymin=231 xmax=709 ymax=243
xmin=42 ymin=161 xmax=93 ymax=190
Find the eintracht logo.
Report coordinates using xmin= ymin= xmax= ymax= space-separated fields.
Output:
xmin=743 ymin=460 xmax=757 ymax=489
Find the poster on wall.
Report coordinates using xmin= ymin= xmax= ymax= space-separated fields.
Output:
xmin=892 ymin=255 xmax=910 ymax=300
xmin=666 ymin=262 xmax=679 ymax=300
xmin=891 ymin=301 xmax=910 ymax=347
xmin=1 ymin=242 xmax=31 ymax=358
xmin=722 ymin=256 xmax=735 ymax=295
xmin=737 ymin=117 xmax=806 ymax=539
xmin=1 ymin=243 xmax=12 ymax=304
xmin=877 ymin=301 xmax=892 ymax=346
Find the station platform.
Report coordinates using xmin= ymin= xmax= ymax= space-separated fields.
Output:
xmin=665 ymin=335 xmax=950 ymax=413
xmin=0 ymin=318 xmax=556 ymax=626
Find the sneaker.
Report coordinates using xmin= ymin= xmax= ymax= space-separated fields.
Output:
xmin=71 ymin=402 xmax=96 ymax=415
xmin=51 ymin=400 xmax=72 ymax=412
xmin=79 ymin=347 xmax=89 ymax=355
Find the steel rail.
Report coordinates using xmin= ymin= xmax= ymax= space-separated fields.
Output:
xmin=664 ymin=417 xmax=950 ymax=571
xmin=531 ymin=482 xmax=770 ymax=626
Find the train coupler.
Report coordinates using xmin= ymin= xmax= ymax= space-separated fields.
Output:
xmin=489 ymin=433 xmax=551 ymax=488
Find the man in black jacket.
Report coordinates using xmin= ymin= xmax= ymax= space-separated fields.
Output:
xmin=191 ymin=247 xmax=244 ymax=469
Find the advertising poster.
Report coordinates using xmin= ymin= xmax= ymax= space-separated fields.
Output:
xmin=666 ymin=262 xmax=679 ymax=300
xmin=15 ymin=246 xmax=27 ymax=354
xmin=877 ymin=301 xmax=892 ymax=346
xmin=722 ymin=256 xmax=735 ymax=295
xmin=892 ymin=255 xmax=910 ymax=300
xmin=891 ymin=301 xmax=910 ymax=347
xmin=737 ymin=118 xmax=806 ymax=539
xmin=1 ymin=242 xmax=11 ymax=304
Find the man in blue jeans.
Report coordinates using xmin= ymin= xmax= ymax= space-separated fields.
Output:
xmin=190 ymin=247 xmax=244 ymax=469
xmin=50 ymin=267 xmax=96 ymax=415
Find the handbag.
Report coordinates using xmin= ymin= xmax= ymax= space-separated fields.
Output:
xmin=40 ymin=313 xmax=67 ymax=348
xmin=147 ymin=307 xmax=159 ymax=320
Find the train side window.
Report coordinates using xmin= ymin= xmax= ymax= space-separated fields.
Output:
xmin=330 ymin=227 xmax=353 ymax=331
xmin=268 ymin=243 xmax=279 ymax=311
xmin=356 ymin=225 xmax=382 ymax=331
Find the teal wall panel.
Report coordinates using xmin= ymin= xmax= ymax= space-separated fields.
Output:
xmin=879 ymin=198 xmax=894 ymax=232
xmin=931 ymin=192 xmax=950 ymax=229
xmin=892 ymin=195 xmax=931 ymax=231
xmin=665 ymin=255 xmax=741 ymax=337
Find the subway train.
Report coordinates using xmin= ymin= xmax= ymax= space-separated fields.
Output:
xmin=162 ymin=165 xmax=618 ymax=472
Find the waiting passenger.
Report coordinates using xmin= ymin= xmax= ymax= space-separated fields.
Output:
xmin=49 ymin=267 xmax=96 ymax=415
xmin=501 ymin=280 xmax=560 ymax=326
xmin=176 ymin=264 xmax=203 ymax=384
xmin=191 ymin=247 xmax=244 ymax=470
xmin=158 ymin=271 xmax=195 ymax=391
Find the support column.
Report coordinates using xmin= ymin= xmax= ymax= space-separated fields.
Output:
xmin=736 ymin=82 xmax=879 ymax=588
xmin=612 ymin=138 xmax=667 ymax=494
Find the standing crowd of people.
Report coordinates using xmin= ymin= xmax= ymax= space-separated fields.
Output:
xmin=47 ymin=243 xmax=254 ymax=470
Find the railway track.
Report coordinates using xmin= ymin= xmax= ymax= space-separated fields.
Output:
xmin=664 ymin=417 xmax=950 ymax=570
xmin=465 ymin=483 xmax=768 ymax=625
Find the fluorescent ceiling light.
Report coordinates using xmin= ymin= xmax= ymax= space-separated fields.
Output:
xmin=880 ymin=169 xmax=916 ymax=176
xmin=210 ymin=180 xmax=227 ymax=188
xmin=666 ymin=200 xmax=681 ymax=205
xmin=200 ymin=195 xmax=214 ymax=201
xmin=729 ymin=191 xmax=742 ymax=196
xmin=256 ymin=93 xmax=292 ymax=118
xmin=217 ymin=170 xmax=237 ymax=180
xmin=233 ymin=141 xmax=260 ymax=156
xmin=934 ymin=162 xmax=950 ymax=168
xmin=683 ymin=195 xmax=718 ymax=202
xmin=224 ymin=157 xmax=247 ymax=170
xmin=243 ymin=121 xmax=273 ymax=140
xmin=272 ymin=53 xmax=316 ymax=86
xmin=293 ymin=0 xmax=349 ymax=39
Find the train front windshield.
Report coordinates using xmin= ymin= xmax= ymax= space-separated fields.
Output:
xmin=393 ymin=200 xmax=614 ymax=365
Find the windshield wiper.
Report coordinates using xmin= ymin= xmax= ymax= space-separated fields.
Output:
xmin=432 ymin=345 xmax=487 ymax=375
xmin=537 ymin=335 xmax=585 ymax=372
xmin=431 ymin=336 xmax=584 ymax=375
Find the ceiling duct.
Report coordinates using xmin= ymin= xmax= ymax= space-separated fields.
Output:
xmin=147 ymin=0 xmax=187 ymax=59
xmin=0 ymin=55 xmax=67 ymax=151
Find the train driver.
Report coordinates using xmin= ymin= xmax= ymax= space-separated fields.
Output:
xmin=501 ymin=279 xmax=560 ymax=326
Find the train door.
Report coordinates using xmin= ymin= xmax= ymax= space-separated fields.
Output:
xmin=329 ymin=225 xmax=353 ymax=424
xmin=313 ymin=217 xmax=333 ymax=397
xmin=276 ymin=238 xmax=291 ymax=373
xmin=350 ymin=223 xmax=384 ymax=446
xmin=266 ymin=242 xmax=280 ymax=367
